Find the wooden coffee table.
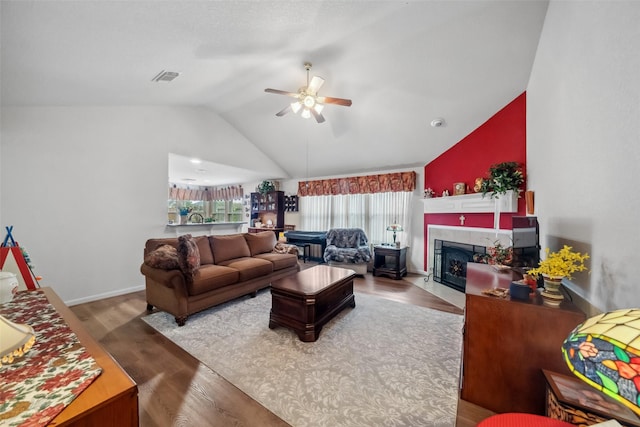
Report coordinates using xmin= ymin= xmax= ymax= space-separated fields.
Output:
xmin=269 ymin=265 xmax=356 ymax=342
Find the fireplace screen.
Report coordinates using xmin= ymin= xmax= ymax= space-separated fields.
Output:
xmin=433 ymin=240 xmax=487 ymax=292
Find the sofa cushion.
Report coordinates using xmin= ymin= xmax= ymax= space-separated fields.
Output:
xmin=177 ymin=234 xmax=200 ymax=281
xmin=216 ymin=257 xmax=273 ymax=281
xmin=194 ymin=235 xmax=214 ymax=265
xmin=209 ymin=234 xmax=251 ymax=263
xmin=253 ymin=253 xmax=298 ymax=271
xmin=244 ymin=231 xmax=277 ymax=256
xmin=188 ymin=264 xmax=240 ymax=295
xmin=144 ymin=244 xmax=180 ymax=270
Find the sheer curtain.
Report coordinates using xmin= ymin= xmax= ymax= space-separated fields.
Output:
xmin=367 ymin=191 xmax=413 ymax=246
xmin=300 ymin=191 xmax=412 ymax=246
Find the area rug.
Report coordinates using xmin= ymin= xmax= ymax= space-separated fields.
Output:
xmin=142 ymin=291 xmax=463 ymax=427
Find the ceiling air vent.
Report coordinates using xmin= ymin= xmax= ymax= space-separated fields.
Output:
xmin=151 ymin=70 xmax=180 ymax=82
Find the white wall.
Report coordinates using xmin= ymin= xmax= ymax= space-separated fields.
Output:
xmin=0 ymin=106 xmax=287 ymax=304
xmin=527 ymin=1 xmax=640 ymax=311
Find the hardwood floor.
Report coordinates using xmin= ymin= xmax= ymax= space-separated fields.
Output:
xmin=69 ymin=268 xmax=495 ymax=426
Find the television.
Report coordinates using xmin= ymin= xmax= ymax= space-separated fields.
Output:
xmin=511 ymin=216 xmax=540 ymax=270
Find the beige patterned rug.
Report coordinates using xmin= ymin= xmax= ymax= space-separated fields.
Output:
xmin=142 ymin=290 xmax=463 ymax=427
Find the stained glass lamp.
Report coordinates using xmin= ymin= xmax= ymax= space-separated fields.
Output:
xmin=0 ymin=315 xmax=36 ymax=367
xmin=386 ymin=223 xmax=403 ymax=244
xmin=562 ymin=308 xmax=640 ymax=416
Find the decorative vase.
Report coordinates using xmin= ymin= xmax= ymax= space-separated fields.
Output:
xmin=180 ymin=215 xmax=188 ymax=225
xmin=0 ymin=271 xmax=19 ymax=303
xmin=541 ymin=274 xmax=564 ymax=306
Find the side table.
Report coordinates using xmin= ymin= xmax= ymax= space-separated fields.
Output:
xmin=543 ymin=369 xmax=640 ymax=427
xmin=373 ymin=245 xmax=407 ymax=279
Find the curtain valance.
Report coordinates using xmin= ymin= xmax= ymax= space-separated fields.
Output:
xmin=169 ymin=184 xmax=243 ymax=201
xmin=298 ymin=171 xmax=416 ymax=196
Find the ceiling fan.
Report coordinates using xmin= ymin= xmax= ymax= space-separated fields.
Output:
xmin=265 ymin=62 xmax=352 ymax=124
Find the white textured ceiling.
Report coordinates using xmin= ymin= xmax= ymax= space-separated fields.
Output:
xmin=1 ymin=0 xmax=549 ymax=184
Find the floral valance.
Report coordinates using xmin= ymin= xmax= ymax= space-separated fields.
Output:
xmin=169 ymin=184 xmax=243 ymax=201
xmin=298 ymin=171 xmax=416 ymax=196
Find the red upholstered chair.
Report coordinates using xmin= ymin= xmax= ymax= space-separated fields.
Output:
xmin=477 ymin=413 xmax=575 ymax=427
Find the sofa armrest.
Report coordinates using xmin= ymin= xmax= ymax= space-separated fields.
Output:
xmin=356 ymin=245 xmax=372 ymax=261
xmin=140 ymin=264 xmax=187 ymax=291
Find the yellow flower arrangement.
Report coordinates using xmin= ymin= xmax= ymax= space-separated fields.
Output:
xmin=527 ymin=245 xmax=589 ymax=279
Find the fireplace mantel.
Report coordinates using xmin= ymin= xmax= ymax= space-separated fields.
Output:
xmin=422 ymin=190 xmax=518 ymax=214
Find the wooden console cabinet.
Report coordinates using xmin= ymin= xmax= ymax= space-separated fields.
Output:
xmin=44 ymin=287 xmax=139 ymax=426
xmin=461 ymin=263 xmax=585 ymax=415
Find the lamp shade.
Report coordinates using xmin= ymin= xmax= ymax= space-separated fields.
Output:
xmin=562 ymin=308 xmax=640 ymax=416
xmin=0 ymin=314 xmax=36 ymax=367
xmin=386 ymin=224 xmax=403 ymax=232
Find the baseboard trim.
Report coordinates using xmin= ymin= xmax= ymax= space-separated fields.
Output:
xmin=65 ymin=285 xmax=145 ymax=307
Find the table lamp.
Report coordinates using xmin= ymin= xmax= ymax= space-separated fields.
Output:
xmin=386 ymin=223 xmax=403 ymax=245
xmin=0 ymin=314 xmax=36 ymax=367
xmin=561 ymin=308 xmax=640 ymax=416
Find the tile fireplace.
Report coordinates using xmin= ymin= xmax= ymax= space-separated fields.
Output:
xmin=427 ymin=217 xmax=540 ymax=293
xmin=433 ymin=240 xmax=487 ymax=292
xmin=427 ymin=225 xmax=512 ymax=292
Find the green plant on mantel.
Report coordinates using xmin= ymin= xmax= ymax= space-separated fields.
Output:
xmin=257 ymin=180 xmax=276 ymax=195
xmin=480 ymin=161 xmax=524 ymax=199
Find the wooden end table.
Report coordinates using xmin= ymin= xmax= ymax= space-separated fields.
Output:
xmin=269 ymin=265 xmax=356 ymax=342
xmin=372 ymin=245 xmax=407 ymax=279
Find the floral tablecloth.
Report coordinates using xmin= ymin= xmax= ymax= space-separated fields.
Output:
xmin=0 ymin=290 xmax=102 ymax=426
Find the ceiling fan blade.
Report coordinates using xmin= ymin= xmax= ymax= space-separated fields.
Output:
xmin=311 ymin=108 xmax=326 ymax=123
xmin=317 ymin=96 xmax=352 ymax=107
xmin=275 ymin=105 xmax=293 ymax=117
xmin=307 ymin=76 xmax=325 ymax=94
xmin=265 ymin=88 xmax=300 ymax=98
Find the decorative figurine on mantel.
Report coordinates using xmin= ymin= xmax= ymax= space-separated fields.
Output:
xmin=442 ymin=189 xmax=450 ymax=197
xmin=424 ymin=188 xmax=435 ymax=198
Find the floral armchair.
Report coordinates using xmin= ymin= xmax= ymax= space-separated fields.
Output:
xmin=323 ymin=228 xmax=372 ymax=266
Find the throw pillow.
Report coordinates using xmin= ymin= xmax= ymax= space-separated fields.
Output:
xmin=273 ymin=242 xmax=298 ymax=255
xmin=177 ymin=234 xmax=200 ymax=281
xmin=144 ymin=244 xmax=180 ymax=270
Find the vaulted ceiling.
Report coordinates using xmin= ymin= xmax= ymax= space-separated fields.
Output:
xmin=1 ymin=1 xmax=549 ymax=184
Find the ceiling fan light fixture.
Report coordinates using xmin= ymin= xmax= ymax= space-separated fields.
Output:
xmin=291 ymin=101 xmax=302 ymax=114
xmin=264 ymin=62 xmax=351 ymax=123
xmin=303 ymin=95 xmax=315 ymax=108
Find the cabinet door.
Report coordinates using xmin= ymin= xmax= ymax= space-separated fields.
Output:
xmin=462 ymin=293 xmax=585 ymax=415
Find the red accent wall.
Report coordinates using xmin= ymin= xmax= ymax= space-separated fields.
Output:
xmin=423 ymin=92 xmax=527 ymax=269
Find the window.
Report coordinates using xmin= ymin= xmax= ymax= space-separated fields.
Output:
xmin=299 ymin=191 xmax=412 ymax=246
xmin=168 ymin=198 xmax=243 ymax=223
xmin=211 ymin=199 xmax=243 ymax=222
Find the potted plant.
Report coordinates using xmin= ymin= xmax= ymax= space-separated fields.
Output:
xmin=178 ymin=206 xmax=191 ymax=224
xmin=527 ymin=245 xmax=590 ymax=280
xmin=487 ymin=240 xmax=513 ymax=270
xmin=257 ymin=180 xmax=275 ymax=195
xmin=480 ymin=161 xmax=524 ymax=199
xmin=527 ymin=245 xmax=589 ymax=305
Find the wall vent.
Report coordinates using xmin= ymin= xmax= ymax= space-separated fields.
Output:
xmin=151 ymin=70 xmax=180 ymax=82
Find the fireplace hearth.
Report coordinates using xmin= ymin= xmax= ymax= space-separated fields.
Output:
xmin=433 ymin=240 xmax=487 ymax=292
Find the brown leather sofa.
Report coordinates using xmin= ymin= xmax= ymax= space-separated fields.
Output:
xmin=140 ymin=231 xmax=299 ymax=326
